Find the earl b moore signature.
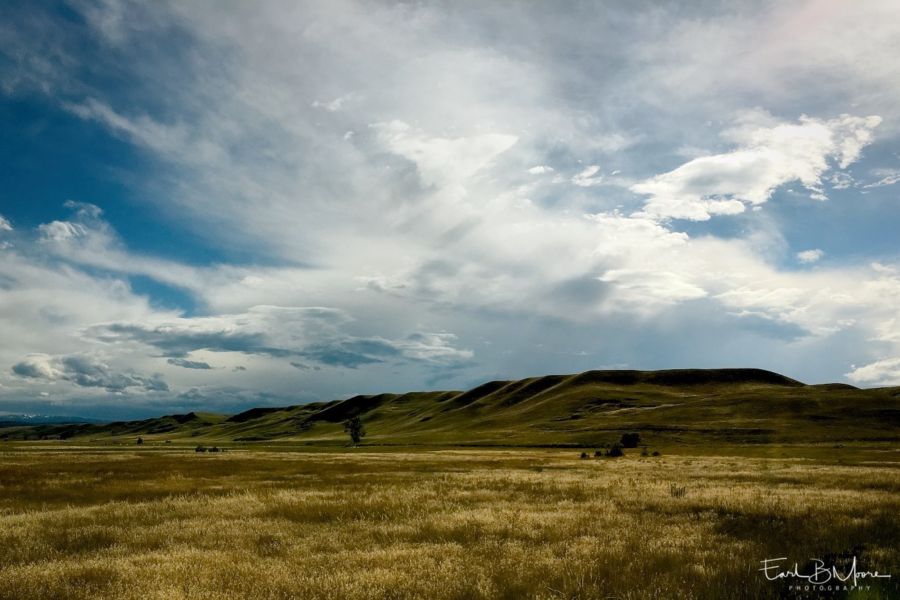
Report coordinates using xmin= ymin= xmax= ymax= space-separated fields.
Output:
xmin=760 ymin=556 xmax=891 ymax=592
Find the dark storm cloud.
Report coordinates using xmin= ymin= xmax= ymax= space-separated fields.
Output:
xmin=166 ymin=357 xmax=213 ymax=370
xmin=12 ymin=354 xmax=168 ymax=392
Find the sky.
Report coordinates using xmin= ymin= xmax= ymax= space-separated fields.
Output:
xmin=1 ymin=0 xmax=899 ymax=419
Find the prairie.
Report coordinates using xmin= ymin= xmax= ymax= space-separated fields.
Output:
xmin=0 ymin=444 xmax=897 ymax=599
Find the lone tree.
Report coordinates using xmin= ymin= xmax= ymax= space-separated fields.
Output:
xmin=620 ymin=432 xmax=641 ymax=448
xmin=344 ymin=416 xmax=366 ymax=445
xmin=136 ymin=436 xmax=144 ymax=445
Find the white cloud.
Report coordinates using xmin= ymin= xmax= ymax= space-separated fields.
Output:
xmin=38 ymin=220 xmax=87 ymax=241
xmin=0 ymin=215 xmax=12 ymax=232
xmin=62 ymin=98 xmax=193 ymax=156
xmin=846 ymin=357 xmax=900 ymax=386
xmin=631 ymin=114 xmax=881 ymax=221
xmin=597 ymin=269 xmax=707 ymax=305
xmin=373 ymin=120 xmax=518 ymax=189
xmin=527 ymin=165 xmax=554 ymax=174
xmin=312 ymin=93 xmax=356 ymax=112
xmin=797 ymin=249 xmax=824 ymax=264
xmin=863 ymin=168 xmax=900 ymax=188
xmin=572 ymin=165 xmax=603 ymax=187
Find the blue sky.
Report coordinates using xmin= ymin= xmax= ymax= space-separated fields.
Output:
xmin=1 ymin=0 xmax=899 ymax=418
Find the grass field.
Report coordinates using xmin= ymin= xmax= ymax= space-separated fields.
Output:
xmin=0 ymin=443 xmax=897 ymax=599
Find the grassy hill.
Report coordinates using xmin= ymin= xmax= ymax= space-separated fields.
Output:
xmin=3 ymin=368 xmax=899 ymax=446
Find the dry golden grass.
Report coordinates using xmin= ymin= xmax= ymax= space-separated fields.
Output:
xmin=0 ymin=446 xmax=897 ymax=599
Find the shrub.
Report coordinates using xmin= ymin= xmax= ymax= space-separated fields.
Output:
xmin=136 ymin=437 xmax=144 ymax=445
xmin=580 ymin=452 xmax=589 ymax=459
xmin=651 ymin=450 xmax=661 ymax=457
xmin=594 ymin=450 xmax=603 ymax=458
xmin=195 ymin=445 xmax=207 ymax=453
xmin=606 ymin=443 xmax=624 ymax=457
xmin=209 ymin=446 xmax=220 ymax=453
xmin=620 ymin=432 xmax=641 ymax=448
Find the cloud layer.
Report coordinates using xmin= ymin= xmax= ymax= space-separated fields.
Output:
xmin=2 ymin=1 xmax=900 ymax=416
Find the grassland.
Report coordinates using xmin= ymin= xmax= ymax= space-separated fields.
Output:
xmin=0 ymin=444 xmax=897 ymax=599
xmin=1 ymin=369 xmax=897 ymax=598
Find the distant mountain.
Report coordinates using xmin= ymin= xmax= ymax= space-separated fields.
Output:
xmin=2 ymin=368 xmax=898 ymax=446
xmin=0 ymin=414 xmax=106 ymax=426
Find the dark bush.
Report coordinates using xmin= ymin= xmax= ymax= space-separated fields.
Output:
xmin=195 ymin=445 xmax=207 ymax=453
xmin=209 ymin=446 xmax=220 ymax=453
xmin=594 ymin=450 xmax=603 ymax=458
xmin=620 ymin=432 xmax=641 ymax=448
xmin=606 ymin=443 xmax=624 ymax=457
xmin=651 ymin=450 xmax=661 ymax=457
xmin=580 ymin=452 xmax=589 ymax=459
xmin=136 ymin=436 xmax=144 ymax=445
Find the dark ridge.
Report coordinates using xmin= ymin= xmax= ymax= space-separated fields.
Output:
xmin=392 ymin=391 xmax=455 ymax=404
xmin=809 ymin=383 xmax=859 ymax=391
xmin=432 ymin=391 xmax=462 ymax=402
xmin=567 ymin=370 xmax=644 ymax=386
xmin=227 ymin=407 xmax=287 ymax=423
xmin=310 ymin=393 xmax=397 ymax=423
xmin=498 ymin=375 xmax=570 ymax=406
xmin=172 ymin=412 xmax=200 ymax=424
xmin=440 ymin=380 xmax=512 ymax=410
xmin=648 ymin=368 xmax=804 ymax=387
xmin=567 ymin=368 xmax=804 ymax=388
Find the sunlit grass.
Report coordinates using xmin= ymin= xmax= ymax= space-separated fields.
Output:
xmin=0 ymin=446 xmax=896 ymax=599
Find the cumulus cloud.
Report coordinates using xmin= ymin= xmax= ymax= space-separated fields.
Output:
xmin=797 ymin=249 xmax=824 ymax=264
xmin=631 ymin=114 xmax=881 ymax=221
xmin=0 ymin=215 xmax=12 ymax=232
xmin=571 ymin=165 xmax=603 ymax=187
xmin=527 ymin=165 xmax=554 ymax=175
xmin=846 ymin=358 xmax=900 ymax=386
xmin=12 ymin=354 xmax=168 ymax=392
xmin=373 ymin=120 xmax=518 ymax=189
xmin=597 ymin=269 xmax=707 ymax=305
xmin=33 ymin=200 xmax=212 ymax=295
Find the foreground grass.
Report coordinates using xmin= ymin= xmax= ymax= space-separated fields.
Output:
xmin=0 ymin=446 xmax=897 ymax=599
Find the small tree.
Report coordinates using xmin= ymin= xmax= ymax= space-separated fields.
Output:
xmin=620 ymin=432 xmax=641 ymax=448
xmin=344 ymin=416 xmax=366 ymax=445
xmin=136 ymin=436 xmax=144 ymax=445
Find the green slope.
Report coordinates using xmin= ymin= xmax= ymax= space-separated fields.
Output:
xmin=4 ymin=369 xmax=899 ymax=446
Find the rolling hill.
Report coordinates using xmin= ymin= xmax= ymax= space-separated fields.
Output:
xmin=3 ymin=368 xmax=899 ymax=446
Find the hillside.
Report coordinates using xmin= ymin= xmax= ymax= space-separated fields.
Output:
xmin=3 ymin=368 xmax=899 ymax=446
